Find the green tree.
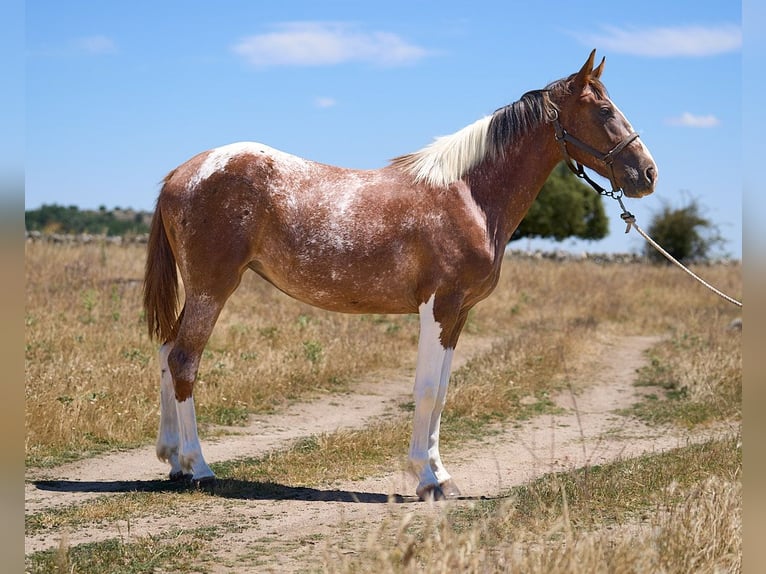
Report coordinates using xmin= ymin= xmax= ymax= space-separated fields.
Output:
xmin=25 ymin=204 xmax=150 ymax=236
xmin=511 ymin=162 xmax=608 ymax=243
xmin=643 ymin=197 xmax=725 ymax=263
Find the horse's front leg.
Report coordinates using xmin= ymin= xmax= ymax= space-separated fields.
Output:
xmin=409 ymin=295 xmax=461 ymax=501
xmin=425 ymin=349 xmax=462 ymax=498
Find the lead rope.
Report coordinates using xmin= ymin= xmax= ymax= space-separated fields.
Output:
xmin=614 ymin=196 xmax=743 ymax=308
xmin=553 ymin=115 xmax=742 ymax=308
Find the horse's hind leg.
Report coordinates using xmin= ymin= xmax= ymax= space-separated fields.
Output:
xmin=165 ymin=289 xmax=237 ymax=482
xmin=156 ymin=341 xmax=185 ymax=480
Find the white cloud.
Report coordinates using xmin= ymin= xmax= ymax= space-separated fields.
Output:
xmin=314 ymin=97 xmax=337 ymax=109
xmin=232 ymin=22 xmax=429 ymax=67
xmin=666 ymin=112 xmax=721 ymax=128
xmin=578 ymin=23 xmax=741 ymax=57
xmin=75 ymin=35 xmax=117 ymax=55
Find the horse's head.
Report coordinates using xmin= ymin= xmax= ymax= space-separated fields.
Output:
xmin=552 ymin=50 xmax=657 ymax=198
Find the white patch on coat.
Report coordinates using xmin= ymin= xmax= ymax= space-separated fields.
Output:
xmin=186 ymin=141 xmax=313 ymax=191
xmin=611 ymin=101 xmax=656 ymax=166
xmin=289 ymin=170 xmax=386 ymax=260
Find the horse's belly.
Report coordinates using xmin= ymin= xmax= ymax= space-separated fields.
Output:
xmin=251 ymin=262 xmax=418 ymax=315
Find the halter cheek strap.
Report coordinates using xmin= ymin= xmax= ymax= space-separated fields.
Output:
xmin=551 ymin=112 xmax=639 ymax=202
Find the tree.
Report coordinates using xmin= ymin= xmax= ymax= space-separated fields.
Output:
xmin=643 ymin=197 xmax=725 ymax=263
xmin=25 ymin=204 xmax=151 ymax=236
xmin=510 ymin=162 xmax=608 ymax=243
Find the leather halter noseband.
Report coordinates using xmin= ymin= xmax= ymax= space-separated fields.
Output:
xmin=552 ymin=111 xmax=640 ymax=200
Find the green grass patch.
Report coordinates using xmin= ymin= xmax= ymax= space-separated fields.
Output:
xmin=449 ymin=435 xmax=740 ymax=537
xmin=198 ymin=403 xmax=251 ymax=426
xmin=620 ymin=326 xmax=741 ymax=428
xmin=25 ymin=490 xmax=201 ymax=537
xmin=25 ymin=526 xmax=217 ymax=574
xmin=621 ymin=391 xmax=723 ymax=428
xmin=26 ymin=439 xmax=146 ymax=470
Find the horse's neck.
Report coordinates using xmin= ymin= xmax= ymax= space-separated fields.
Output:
xmin=469 ymin=126 xmax=561 ymax=248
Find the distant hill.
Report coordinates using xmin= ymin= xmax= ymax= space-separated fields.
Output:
xmin=25 ymin=204 xmax=153 ymax=236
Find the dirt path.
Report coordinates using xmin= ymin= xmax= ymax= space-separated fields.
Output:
xmin=24 ymin=334 xmax=736 ymax=570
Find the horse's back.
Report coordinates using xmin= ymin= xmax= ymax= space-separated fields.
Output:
xmin=157 ymin=141 xmax=314 ymax=241
xmin=154 ymin=140 xmax=498 ymax=314
xmin=160 ymin=142 xmax=311 ymax=200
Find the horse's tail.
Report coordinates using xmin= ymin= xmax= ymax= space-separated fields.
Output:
xmin=143 ymin=182 xmax=180 ymax=343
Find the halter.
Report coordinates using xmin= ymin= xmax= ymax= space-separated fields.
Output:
xmin=551 ymin=111 xmax=742 ymax=308
xmin=551 ymin=110 xmax=640 ymax=204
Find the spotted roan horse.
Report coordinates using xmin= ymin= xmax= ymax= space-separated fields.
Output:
xmin=143 ymin=50 xmax=657 ymax=500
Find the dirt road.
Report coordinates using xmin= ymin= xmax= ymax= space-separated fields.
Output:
xmin=24 ymin=334 xmax=735 ymax=571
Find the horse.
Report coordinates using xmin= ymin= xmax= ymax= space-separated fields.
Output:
xmin=143 ymin=50 xmax=657 ymax=501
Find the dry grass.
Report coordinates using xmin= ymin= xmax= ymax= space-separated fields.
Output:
xmin=25 ymin=525 xmax=216 ymax=574
xmin=625 ymin=309 xmax=741 ymax=427
xmin=25 ymin=242 xmax=742 ymax=573
xmin=25 ymin=242 xmax=742 ymax=468
xmin=324 ymin=438 xmax=741 ymax=573
xmin=25 ymin=490 xmax=199 ymax=536
xmin=25 ymin=242 xmax=417 ymax=466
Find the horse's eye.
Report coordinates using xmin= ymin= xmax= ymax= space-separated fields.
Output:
xmin=599 ymin=106 xmax=612 ymax=117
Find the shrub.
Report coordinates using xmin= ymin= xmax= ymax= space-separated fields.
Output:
xmin=643 ymin=197 xmax=725 ymax=263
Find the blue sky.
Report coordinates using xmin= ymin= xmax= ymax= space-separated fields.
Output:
xmin=25 ymin=1 xmax=742 ymax=256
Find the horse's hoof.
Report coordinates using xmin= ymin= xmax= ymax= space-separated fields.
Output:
xmin=416 ymin=479 xmax=462 ymax=501
xmin=169 ymin=470 xmax=192 ymax=482
xmin=191 ymin=476 xmax=217 ymax=492
xmin=416 ymin=484 xmax=446 ymax=502
xmin=439 ymin=479 xmax=462 ymax=499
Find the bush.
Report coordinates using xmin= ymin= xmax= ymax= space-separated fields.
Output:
xmin=643 ymin=197 xmax=725 ymax=263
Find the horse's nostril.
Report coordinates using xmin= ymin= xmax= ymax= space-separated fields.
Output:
xmin=645 ymin=166 xmax=657 ymax=184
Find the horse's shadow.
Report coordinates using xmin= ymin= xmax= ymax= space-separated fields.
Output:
xmin=32 ymin=478 xmax=421 ymax=504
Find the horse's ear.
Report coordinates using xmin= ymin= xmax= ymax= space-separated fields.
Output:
xmin=573 ymin=49 xmax=597 ymax=90
xmin=592 ymin=56 xmax=605 ymax=79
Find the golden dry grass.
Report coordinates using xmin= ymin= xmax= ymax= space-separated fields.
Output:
xmin=25 ymin=242 xmax=417 ymax=465
xmin=25 ymin=241 xmax=742 ymax=468
xmin=324 ymin=439 xmax=741 ymax=573
xmin=25 ymin=241 xmax=742 ymax=573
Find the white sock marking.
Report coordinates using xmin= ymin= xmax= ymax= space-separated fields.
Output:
xmin=156 ymin=343 xmax=182 ymax=475
xmin=156 ymin=343 xmax=215 ymax=480
xmin=427 ymin=348 xmax=454 ymax=484
xmin=409 ymin=294 xmax=454 ymax=492
xmin=175 ymin=395 xmax=215 ymax=479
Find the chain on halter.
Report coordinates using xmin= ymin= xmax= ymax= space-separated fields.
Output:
xmin=551 ymin=111 xmax=743 ymax=309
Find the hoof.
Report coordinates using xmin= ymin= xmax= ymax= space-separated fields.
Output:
xmin=416 ymin=479 xmax=462 ymax=501
xmin=416 ymin=483 xmax=447 ymax=502
xmin=439 ymin=479 xmax=462 ymax=499
xmin=169 ymin=470 xmax=192 ymax=482
xmin=191 ymin=475 xmax=217 ymax=492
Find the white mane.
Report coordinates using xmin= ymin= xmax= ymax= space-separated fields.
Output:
xmin=390 ymin=86 xmax=560 ymax=188
xmin=391 ymin=115 xmax=492 ymax=187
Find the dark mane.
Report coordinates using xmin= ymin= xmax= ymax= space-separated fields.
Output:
xmin=487 ymin=75 xmax=608 ymax=159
